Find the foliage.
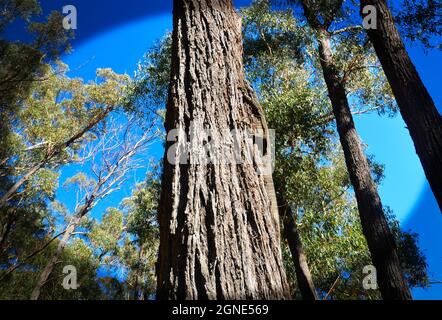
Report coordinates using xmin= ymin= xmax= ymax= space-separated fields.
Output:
xmin=96 ymin=168 xmax=161 ymax=300
xmin=394 ymin=0 xmax=442 ymax=49
xmin=0 ymin=0 xmax=434 ymax=300
xmin=243 ymin=0 xmax=428 ymax=299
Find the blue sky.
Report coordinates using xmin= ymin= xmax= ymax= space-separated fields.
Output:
xmin=34 ymin=0 xmax=442 ymax=299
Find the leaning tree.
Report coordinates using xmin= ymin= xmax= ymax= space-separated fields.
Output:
xmin=361 ymin=0 xmax=442 ymax=212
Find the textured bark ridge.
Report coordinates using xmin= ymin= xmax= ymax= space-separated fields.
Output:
xmin=156 ymin=0 xmax=290 ymax=300
xmin=318 ymin=30 xmax=412 ymax=300
xmin=361 ymin=0 xmax=442 ymax=212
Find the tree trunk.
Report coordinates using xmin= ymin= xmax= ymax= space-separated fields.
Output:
xmin=30 ymin=214 xmax=81 ymax=300
xmin=156 ymin=0 xmax=290 ymax=300
xmin=316 ymin=29 xmax=411 ymax=300
xmin=281 ymin=203 xmax=317 ymax=300
xmin=0 ymin=162 xmax=44 ymax=206
xmin=361 ymin=0 xmax=442 ymax=212
xmin=133 ymin=246 xmax=145 ymax=300
xmin=0 ymin=212 xmax=15 ymax=251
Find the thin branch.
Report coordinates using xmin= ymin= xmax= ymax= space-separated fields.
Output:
xmin=0 ymin=230 xmax=67 ymax=280
xmin=330 ymin=25 xmax=363 ymax=36
xmin=323 ymin=274 xmax=341 ymax=300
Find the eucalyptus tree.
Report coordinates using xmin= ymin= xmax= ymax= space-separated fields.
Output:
xmin=284 ymin=0 xmax=412 ymax=299
xmin=91 ymin=171 xmax=162 ymax=300
xmin=156 ymin=0 xmax=290 ymax=299
xmin=133 ymin=0 xmax=427 ymax=298
xmin=0 ymin=2 xmax=73 ymax=259
xmin=0 ymin=66 xmax=132 ymax=272
xmin=0 ymin=67 xmax=131 ymax=208
xmin=30 ymin=116 xmax=155 ymax=300
xmin=0 ymin=0 xmax=72 ymax=189
xmin=242 ymin=6 xmax=428 ymax=293
xmin=243 ymin=0 xmax=413 ymax=299
xmin=361 ymin=0 xmax=442 ymax=212
xmin=0 ymin=235 xmax=101 ymax=300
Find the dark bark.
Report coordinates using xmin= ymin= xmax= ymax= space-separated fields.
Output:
xmin=280 ymin=202 xmax=318 ymax=300
xmin=156 ymin=0 xmax=290 ymax=300
xmin=133 ymin=246 xmax=146 ymax=300
xmin=316 ymin=28 xmax=411 ymax=300
xmin=361 ymin=0 xmax=442 ymax=212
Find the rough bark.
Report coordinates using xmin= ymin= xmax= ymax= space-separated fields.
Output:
xmin=361 ymin=0 xmax=442 ymax=212
xmin=156 ymin=0 xmax=290 ymax=300
xmin=281 ymin=203 xmax=318 ymax=300
xmin=316 ymin=29 xmax=411 ymax=300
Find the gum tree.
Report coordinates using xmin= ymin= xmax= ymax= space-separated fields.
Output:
xmin=282 ymin=0 xmax=412 ymax=299
xmin=156 ymin=0 xmax=290 ymax=299
xmin=361 ymin=0 xmax=442 ymax=212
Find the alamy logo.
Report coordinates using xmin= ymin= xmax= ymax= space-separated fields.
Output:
xmin=362 ymin=265 xmax=378 ymax=290
xmin=62 ymin=265 xmax=79 ymax=290
xmin=165 ymin=123 xmax=276 ymax=175
xmin=62 ymin=5 xmax=77 ymax=30
xmin=362 ymin=5 xmax=377 ymax=30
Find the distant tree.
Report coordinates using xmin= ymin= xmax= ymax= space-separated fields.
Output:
xmin=243 ymin=0 xmax=427 ymax=299
xmin=0 ymin=1 xmax=73 ymax=262
xmin=286 ymin=0 xmax=411 ymax=300
xmin=0 ymin=66 xmax=131 ymax=273
xmin=30 ymin=117 xmax=154 ymax=300
xmin=0 ymin=0 xmax=72 ymax=189
xmin=0 ymin=67 xmax=131 ymax=208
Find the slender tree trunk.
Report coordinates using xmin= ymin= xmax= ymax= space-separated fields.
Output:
xmin=316 ymin=29 xmax=411 ymax=300
xmin=133 ymin=246 xmax=145 ymax=300
xmin=361 ymin=0 xmax=442 ymax=211
xmin=0 ymin=213 xmax=15 ymax=251
xmin=0 ymin=162 xmax=43 ymax=206
xmin=156 ymin=0 xmax=290 ymax=300
xmin=30 ymin=214 xmax=81 ymax=300
xmin=281 ymin=203 xmax=317 ymax=300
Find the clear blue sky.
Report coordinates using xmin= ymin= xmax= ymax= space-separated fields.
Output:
xmin=37 ymin=0 xmax=441 ymax=299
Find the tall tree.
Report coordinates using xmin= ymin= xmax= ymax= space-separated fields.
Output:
xmin=156 ymin=0 xmax=290 ymax=299
xmin=361 ymin=0 xmax=442 ymax=211
xmin=30 ymin=117 xmax=153 ymax=300
xmin=297 ymin=0 xmax=412 ymax=299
